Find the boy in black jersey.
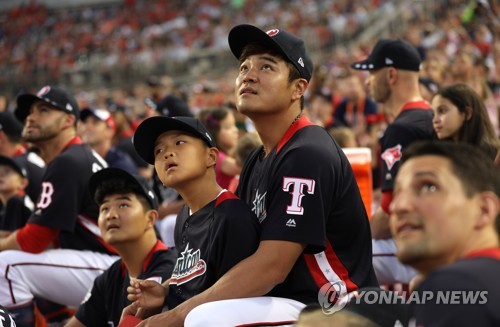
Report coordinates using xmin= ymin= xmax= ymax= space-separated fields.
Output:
xmin=122 ymin=116 xmax=259 ymax=325
xmin=66 ymin=167 xmax=176 ymax=327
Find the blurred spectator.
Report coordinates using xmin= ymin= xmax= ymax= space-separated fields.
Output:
xmin=0 ymin=112 xmax=45 ymax=204
xmin=198 ymin=106 xmax=241 ymax=189
xmin=80 ymin=107 xmax=139 ymax=174
xmin=431 ymin=83 xmax=500 ymax=164
xmin=0 ymin=155 xmax=32 ymax=232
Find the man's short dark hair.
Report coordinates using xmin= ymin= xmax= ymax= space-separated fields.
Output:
xmin=402 ymin=141 xmax=499 ymax=197
xmin=94 ymin=178 xmax=153 ymax=211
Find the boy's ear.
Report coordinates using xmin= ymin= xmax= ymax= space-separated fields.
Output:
xmin=207 ymin=147 xmax=219 ymax=168
xmin=146 ymin=210 xmax=159 ymax=228
xmin=19 ymin=177 xmax=29 ymax=191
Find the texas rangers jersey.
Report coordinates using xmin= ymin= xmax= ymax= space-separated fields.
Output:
xmin=237 ymin=115 xmax=378 ymax=304
xmin=166 ymin=191 xmax=260 ymax=309
xmin=380 ymin=101 xmax=435 ymax=191
xmin=75 ymin=241 xmax=176 ymax=327
xmin=28 ymin=137 xmax=114 ymax=254
xmin=410 ymin=248 xmax=500 ymax=326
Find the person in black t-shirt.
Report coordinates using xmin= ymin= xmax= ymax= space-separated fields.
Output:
xmin=390 ymin=141 xmax=500 ymax=326
xmin=66 ymin=168 xmax=176 ymax=327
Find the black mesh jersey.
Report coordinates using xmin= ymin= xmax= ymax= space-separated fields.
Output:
xmin=75 ymin=241 xmax=176 ymax=327
xmin=380 ymin=101 xmax=435 ymax=192
xmin=166 ymin=191 xmax=260 ymax=309
xmin=411 ymin=248 xmax=500 ymax=326
xmin=237 ymin=116 xmax=378 ymax=305
xmin=28 ymin=137 xmax=115 ymax=254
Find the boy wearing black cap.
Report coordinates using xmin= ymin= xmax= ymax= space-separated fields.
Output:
xmin=123 ymin=116 xmax=260 ymax=325
xmin=0 ymin=155 xmax=32 ymax=232
xmin=65 ymin=168 xmax=176 ymax=327
xmin=351 ymin=39 xmax=435 ymax=287
xmin=124 ymin=25 xmax=376 ymax=326
xmin=0 ymin=85 xmax=118 ymax=326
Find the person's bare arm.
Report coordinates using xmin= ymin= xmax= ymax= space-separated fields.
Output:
xmin=370 ymin=206 xmax=392 ymax=239
xmin=219 ymin=155 xmax=241 ymax=177
xmin=0 ymin=231 xmax=21 ymax=251
xmin=64 ymin=316 xmax=86 ymax=327
xmin=123 ymin=240 xmax=306 ymax=327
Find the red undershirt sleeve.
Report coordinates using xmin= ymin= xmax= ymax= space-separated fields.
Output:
xmin=17 ymin=223 xmax=60 ymax=253
xmin=381 ymin=191 xmax=393 ymax=215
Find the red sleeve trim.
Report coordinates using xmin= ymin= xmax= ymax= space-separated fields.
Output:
xmin=17 ymin=223 xmax=59 ymax=253
xmin=381 ymin=191 xmax=393 ymax=215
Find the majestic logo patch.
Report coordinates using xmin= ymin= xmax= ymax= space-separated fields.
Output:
xmin=282 ymin=177 xmax=315 ymax=215
xmin=266 ymin=29 xmax=279 ymax=37
xmin=381 ymin=144 xmax=402 ymax=170
xmin=170 ymin=243 xmax=207 ymax=285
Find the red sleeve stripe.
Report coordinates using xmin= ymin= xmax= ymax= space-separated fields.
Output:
xmin=304 ymin=241 xmax=359 ymax=294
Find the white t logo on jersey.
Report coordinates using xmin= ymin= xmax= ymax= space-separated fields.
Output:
xmin=37 ymin=182 xmax=54 ymax=209
xmin=282 ymin=177 xmax=315 ymax=215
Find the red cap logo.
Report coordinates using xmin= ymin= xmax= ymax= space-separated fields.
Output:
xmin=37 ymin=86 xmax=51 ymax=97
xmin=266 ymin=29 xmax=280 ymax=37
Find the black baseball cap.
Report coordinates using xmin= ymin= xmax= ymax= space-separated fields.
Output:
xmin=133 ymin=116 xmax=217 ymax=165
xmin=0 ymin=155 xmax=28 ymax=178
xmin=89 ymin=167 xmax=158 ymax=210
xmin=15 ymin=85 xmax=80 ymax=122
xmin=0 ymin=112 xmax=23 ymax=138
xmin=228 ymin=24 xmax=314 ymax=82
xmin=351 ymin=39 xmax=421 ymax=72
xmin=155 ymin=94 xmax=193 ymax=118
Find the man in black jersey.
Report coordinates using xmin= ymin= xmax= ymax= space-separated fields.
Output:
xmin=123 ymin=24 xmax=377 ymax=327
xmin=0 ymin=85 xmax=118 ymax=326
xmin=390 ymin=141 xmax=500 ymax=326
xmin=66 ymin=168 xmax=176 ymax=327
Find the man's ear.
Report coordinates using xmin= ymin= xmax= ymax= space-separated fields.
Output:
xmin=62 ymin=114 xmax=76 ymax=129
xmin=292 ymin=79 xmax=308 ymax=102
xmin=207 ymin=147 xmax=219 ymax=168
xmin=474 ymin=191 xmax=499 ymax=230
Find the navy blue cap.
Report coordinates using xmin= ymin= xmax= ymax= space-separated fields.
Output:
xmin=15 ymin=85 xmax=79 ymax=122
xmin=0 ymin=155 xmax=28 ymax=178
xmin=133 ymin=116 xmax=217 ymax=165
xmin=0 ymin=112 xmax=23 ymax=137
xmin=351 ymin=39 xmax=421 ymax=72
xmin=89 ymin=167 xmax=158 ymax=210
xmin=228 ymin=24 xmax=314 ymax=82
